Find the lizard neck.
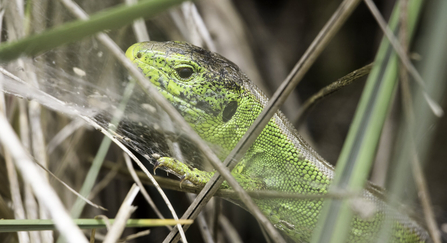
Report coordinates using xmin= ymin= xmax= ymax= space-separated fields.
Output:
xmin=189 ymin=92 xmax=333 ymax=193
xmin=189 ymin=93 xmax=261 ymax=160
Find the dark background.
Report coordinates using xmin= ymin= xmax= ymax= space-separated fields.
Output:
xmin=1 ymin=0 xmax=446 ymax=242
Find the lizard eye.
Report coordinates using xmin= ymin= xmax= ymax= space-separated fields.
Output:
xmin=176 ymin=67 xmax=194 ymax=79
xmin=222 ymin=101 xmax=238 ymax=122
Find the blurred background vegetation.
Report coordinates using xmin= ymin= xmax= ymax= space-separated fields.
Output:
xmin=0 ymin=0 xmax=446 ymax=242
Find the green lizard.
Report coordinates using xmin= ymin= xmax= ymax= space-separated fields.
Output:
xmin=125 ymin=41 xmax=431 ymax=243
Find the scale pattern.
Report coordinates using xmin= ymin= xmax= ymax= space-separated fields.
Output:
xmin=126 ymin=41 xmax=430 ymax=243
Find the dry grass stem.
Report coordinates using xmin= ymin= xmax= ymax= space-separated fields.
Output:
xmin=294 ymin=63 xmax=373 ymax=126
xmin=57 ymin=0 xmax=189 ymax=240
xmin=364 ymin=0 xmax=443 ymax=117
xmin=0 ymin=113 xmax=88 ymax=242
xmin=126 ymin=0 xmax=151 ymax=42
xmin=219 ymin=216 xmax=243 ymax=243
xmin=46 ymin=118 xmax=86 ymax=154
xmin=123 ymin=153 xmax=170 ymax=229
xmin=102 ymin=184 xmax=139 ymax=243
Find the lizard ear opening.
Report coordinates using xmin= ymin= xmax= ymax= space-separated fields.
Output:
xmin=222 ymin=101 xmax=238 ymax=122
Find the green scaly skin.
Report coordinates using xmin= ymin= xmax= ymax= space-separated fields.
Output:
xmin=125 ymin=41 xmax=431 ymax=243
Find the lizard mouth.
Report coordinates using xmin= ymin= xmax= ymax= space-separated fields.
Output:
xmin=156 ymin=85 xmax=208 ymax=118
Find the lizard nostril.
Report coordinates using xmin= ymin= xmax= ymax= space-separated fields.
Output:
xmin=136 ymin=52 xmax=142 ymax=59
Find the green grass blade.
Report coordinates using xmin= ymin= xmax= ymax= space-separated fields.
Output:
xmin=378 ymin=0 xmax=447 ymax=241
xmin=0 ymin=219 xmax=193 ymax=232
xmin=0 ymin=0 xmax=185 ymax=62
xmin=311 ymin=0 xmax=423 ymax=242
xmin=70 ymin=80 xmax=137 ymax=219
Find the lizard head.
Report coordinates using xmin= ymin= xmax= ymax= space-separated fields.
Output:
xmin=126 ymin=41 xmax=261 ymax=152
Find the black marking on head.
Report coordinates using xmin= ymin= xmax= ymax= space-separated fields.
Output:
xmin=179 ymin=91 xmax=186 ymax=99
xmin=222 ymin=101 xmax=238 ymax=122
xmin=196 ymin=100 xmax=218 ymax=116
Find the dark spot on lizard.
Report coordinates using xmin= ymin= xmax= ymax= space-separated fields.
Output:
xmin=196 ymin=100 xmax=218 ymax=116
xmin=222 ymin=101 xmax=238 ymax=122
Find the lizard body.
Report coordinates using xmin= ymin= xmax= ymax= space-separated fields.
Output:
xmin=125 ymin=41 xmax=430 ymax=243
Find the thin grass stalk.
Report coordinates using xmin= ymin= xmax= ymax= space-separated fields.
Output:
xmin=200 ymin=0 xmax=267 ymax=93
xmin=80 ymin=114 xmax=190 ymax=242
xmin=0 ymin=218 xmax=193 ymax=232
xmin=23 ymin=183 xmax=39 ymax=243
xmin=126 ymin=0 xmax=151 ymax=42
xmin=29 ymin=101 xmax=53 ymax=242
xmin=218 ymin=216 xmax=243 ymax=243
xmin=120 ymin=230 xmax=151 ymax=241
xmin=0 ymin=7 xmax=5 ymax=43
xmin=46 ymin=118 xmax=85 ymax=154
xmin=186 ymin=194 xmax=215 ymax=243
xmin=294 ymin=63 xmax=373 ymax=126
xmin=366 ymin=1 xmax=442 ymax=242
xmin=14 ymin=3 xmax=49 ymax=239
xmin=0 ymin=113 xmax=88 ymax=242
xmin=89 ymin=158 xmax=122 ymax=199
xmin=311 ymin=0 xmax=423 ymax=242
xmin=0 ymin=0 xmax=186 ymax=61
xmin=68 ymin=75 xmax=136 ymax=219
xmin=397 ymin=0 xmax=440 ymax=242
xmin=5 ymin=4 xmax=34 ymax=240
xmin=123 ymin=153 xmax=170 ymax=229
xmin=181 ymin=2 xmax=216 ymax=52
xmin=365 ymin=0 xmax=442 ymax=117
xmin=4 ymin=149 xmax=30 ymax=243
xmin=102 ymin=184 xmax=139 ymax=243
xmin=5 ymin=40 xmax=32 ymax=243
xmin=377 ymin=0 xmax=447 ymax=241
xmin=31 ymin=157 xmax=106 ymax=211
xmin=68 ymin=136 xmax=113 ymax=218
xmin=3 ymin=65 xmax=31 ymax=243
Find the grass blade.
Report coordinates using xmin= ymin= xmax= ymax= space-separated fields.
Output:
xmin=0 ymin=219 xmax=193 ymax=232
xmin=311 ymin=0 xmax=423 ymax=242
xmin=0 ymin=0 xmax=185 ymax=62
xmin=378 ymin=0 xmax=447 ymax=241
